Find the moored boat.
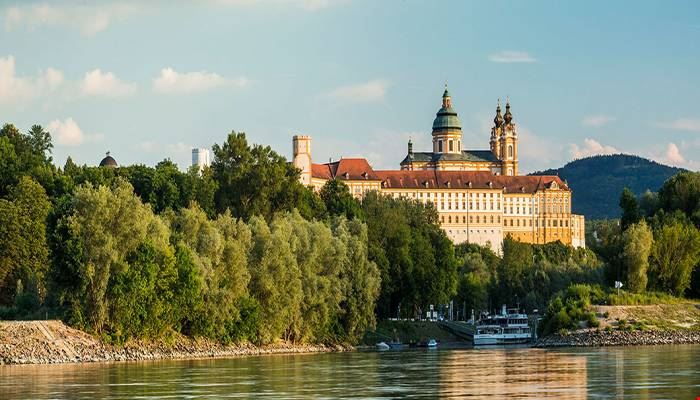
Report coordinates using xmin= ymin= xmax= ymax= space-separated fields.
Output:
xmin=473 ymin=305 xmax=532 ymax=345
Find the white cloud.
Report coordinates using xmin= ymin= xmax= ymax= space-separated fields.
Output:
xmin=488 ymin=51 xmax=537 ymax=63
xmin=662 ymin=142 xmax=686 ymax=164
xmin=80 ymin=68 xmax=136 ymax=97
xmin=47 ymin=118 xmax=102 ymax=146
xmin=517 ymin=127 xmax=564 ymax=171
xmin=167 ymin=142 xmax=192 ymax=153
xmin=0 ymin=55 xmax=63 ymax=103
xmin=569 ymin=138 xmax=620 ymax=159
xmin=582 ymin=114 xmax=615 ymax=128
xmin=327 ymin=79 xmax=389 ymax=103
xmin=660 ymin=118 xmax=700 ymax=133
xmin=4 ymin=3 xmax=138 ymax=36
xmin=153 ymin=67 xmax=248 ymax=94
xmin=81 ymin=69 xmax=136 ymax=97
xmin=137 ymin=140 xmax=158 ymax=152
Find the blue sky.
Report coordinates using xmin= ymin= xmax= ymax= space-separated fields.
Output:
xmin=1 ymin=0 xmax=699 ymax=172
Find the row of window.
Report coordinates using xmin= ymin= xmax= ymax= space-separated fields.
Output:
xmin=503 ymin=218 xmax=570 ymax=228
xmin=437 ymin=139 xmax=461 ymax=153
xmin=439 ymin=215 xmax=571 ymax=228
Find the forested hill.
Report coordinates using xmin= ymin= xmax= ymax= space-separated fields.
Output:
xmin=531 ymin=154 xmax=685 ymax=220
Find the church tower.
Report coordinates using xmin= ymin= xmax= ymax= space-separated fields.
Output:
xmin=431 ymin=86 xmax=463 ymax=156
xmin=293 ymin=135 xmax=312 ymax=185
xmin=490 ymin=100 xmax=504 ymax=160
xmin=498 ymin=100 xmax=518 ymax=176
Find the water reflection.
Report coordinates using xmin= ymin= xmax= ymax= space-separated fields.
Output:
xmin=439 ymin=349 xmax=587 ymax=398
xmin=0 ymin=345 xmax=698 ymax=399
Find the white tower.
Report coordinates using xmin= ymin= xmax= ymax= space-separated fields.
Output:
xmin=293 ymin=135 xmax=312 ymax=186
xmin=191 ymin=148 xmax=211 ymax=172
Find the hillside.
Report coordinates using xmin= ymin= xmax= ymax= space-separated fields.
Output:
xmin=531 ymin=154 xmax=685 ymax=220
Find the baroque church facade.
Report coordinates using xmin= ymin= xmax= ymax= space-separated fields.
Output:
xmin=292 ymin=88 xmax=585 ymax=252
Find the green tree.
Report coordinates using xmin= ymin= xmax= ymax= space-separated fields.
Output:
xmin=27 ymin=125 xmax=52 ymax=162
xmin=320 ymin=179 xmax=362 ymax=220
xmin=650 ymin=219 xmax=700 ymax=296
xmin=333 ymin=217 xmax=380 ymax=342
xmin=619 ymin=187 xmax=641 ymax=229
xmin=211 ymin=132 xmax=307 ymax=220
xmin=55 ymin=179 xmax=168 ymax=333
xmin=0 ymin=177 xmax=51 ymax=307
xmin=658 ymin=171 xmax=700 ymax=227
xmin=495 ymin=237 xmax=534 ymax=306
xmin=248 ymin=215 xmax=302 ymax=343
xmin=361 ymin=191 xmax=456 ymax=318
xmin=108 ymin=241 xmax=178 ymax=342
xmin=621 ymin=221 xmax=653 ymax=293
xmin=168 ymin=204 xmax=252 ymax=342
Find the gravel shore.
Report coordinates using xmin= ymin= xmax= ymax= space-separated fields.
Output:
xmin=0 ymin=320 xmax=350 ymax=365
xmin=535 ymin=329 xmax=700 ymax=347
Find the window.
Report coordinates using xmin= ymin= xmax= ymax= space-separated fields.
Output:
xmin=449 ymin=140 xmax=454 ymax=152
xmin=438 ymin=140 xmax=443 ymax=152
xmin=469 ymin=216 xmax=473 ymax=223
xmin=508 ymin=144 xmax=513 ymax=158
xmin=463 ymin=216 xmax=466 ymax=223
xmin=476 ymin=216 xmax=480 ymax=223
xmin=448 ymin=216 xmax=452 ymax=223
xmin=458 ymin=141 xmax=461 ymax=152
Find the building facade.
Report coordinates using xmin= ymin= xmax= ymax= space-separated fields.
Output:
xmin=191 ymin=148 xmax=211 ymax=171
xmin=292 ymin=89 xmax=585 ymax=253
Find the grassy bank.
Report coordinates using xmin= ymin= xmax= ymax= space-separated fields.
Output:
xmin=362 ymin=320 xmax=460 ymax=345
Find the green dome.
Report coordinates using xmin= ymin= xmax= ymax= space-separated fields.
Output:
xmin=432 ymin=106 xmax=462 ymax=131
xmin=432 ymin=87 xmax=462 ymax=131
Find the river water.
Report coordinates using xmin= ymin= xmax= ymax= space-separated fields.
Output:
xmin=1 ymin=345 xmax=698 ymax=399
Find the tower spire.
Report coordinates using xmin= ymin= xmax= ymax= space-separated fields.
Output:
xmin=494 ymin=98 xmax=504 ymax=127
xmin=442 ymin=83 xmax=451 ymax=107
xmin=504 ymin=97 xmax=513 ymax=124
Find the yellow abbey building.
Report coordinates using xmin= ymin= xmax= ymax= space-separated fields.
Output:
xmin=292 ymin=89 xmax=585 ymax=253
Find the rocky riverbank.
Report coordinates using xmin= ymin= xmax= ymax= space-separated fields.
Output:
xmin=535 ymin=329 xmax=700 ymax=347
xmin=0 ymin=320 xmax=350 ymax=365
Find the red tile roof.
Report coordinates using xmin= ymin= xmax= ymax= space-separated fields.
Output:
xmin=311 ymin=158 xmax=381 ymax=181
xmin=375 ymin=170 xmax=568 ymax=193
xmin=311 ymin=157 xmax=568 ymax=194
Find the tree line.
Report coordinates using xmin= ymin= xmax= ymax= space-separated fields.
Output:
xmin=591 ymin=173 xmax=700 ymax=299
xmin=1 ymin=123 xmax=465 ymax=344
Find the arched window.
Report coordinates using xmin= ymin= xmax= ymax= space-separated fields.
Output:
xmin=449 ymin=140 xmax=454 ymax=152
xmin=438 ymin=140 xmax=443 ymax=152
xmin=508 ymin=144 xmax=513 ymax=158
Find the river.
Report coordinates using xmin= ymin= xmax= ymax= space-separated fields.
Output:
xmin=1 ymin=344 xmax=698 ymax=399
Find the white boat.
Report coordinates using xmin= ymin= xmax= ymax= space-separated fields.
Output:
xmin=376 ymin=341 xmax=390 ymax=350
xmin=473 ymin=305 xmax=532 ymax=346
xmin=427 ymin=339 xmax=438 ymax=348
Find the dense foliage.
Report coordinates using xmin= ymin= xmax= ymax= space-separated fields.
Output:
xmin=4 ymin=119 xmax=699 ymax=343
xmin=452 ymin=239 xmax=603 ymax=318
xmin=0 ymin=124 xmax=379 ymax=345
xmin=532 ymin=154 xmax=684 ymax=220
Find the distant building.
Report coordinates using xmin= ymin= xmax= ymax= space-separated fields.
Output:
xmin=192 ymin=148 xmax=211 ymax=171
xmin=99 ymin=151 xmax=118 ymax=168
xmin=292 ymin=88 xmax=585 ymax=252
